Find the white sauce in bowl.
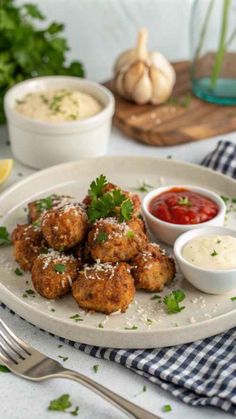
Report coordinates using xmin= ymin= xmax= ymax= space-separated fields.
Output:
xmin=182 ymin=235 xmax=236 ymax=270
xmin=15 ymin=89 xmax=102 ymax=122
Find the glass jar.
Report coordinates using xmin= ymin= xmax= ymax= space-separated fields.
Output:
xmin=190 ymin=0 xmax=236 ymax=105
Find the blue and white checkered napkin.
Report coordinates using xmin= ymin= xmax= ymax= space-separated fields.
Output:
xmin=2 ymin=140 xmax=236 ymax=415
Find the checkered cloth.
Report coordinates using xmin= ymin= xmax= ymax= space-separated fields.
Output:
xmin=1 ymin=140 xmax=236 ymax=415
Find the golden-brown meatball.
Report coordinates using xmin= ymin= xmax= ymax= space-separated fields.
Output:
xmin=88 ymin=216 xmax=147 ymax=263
xmin=83 ymin=182 xmax=141 ymax=216
xmin=28 ymin=194 xmax=72 ymax=224
xmin=41 ymin=203 xmax=88 ymax=251
xmin=11 ymin=224 xmax=45 ymax=271
xmin=131 ymin=243 xmax=175 ymax=292
xmin=72 ymin=262 xmax=135 ymax=314
xmin=32 ymin=251 xmax=80 ymax=299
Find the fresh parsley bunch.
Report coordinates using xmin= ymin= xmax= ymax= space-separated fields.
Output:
xmin=0 ymin=0 xmax=85 ymax=123
xmin=87 ymin=175 xmax=134 ymax=223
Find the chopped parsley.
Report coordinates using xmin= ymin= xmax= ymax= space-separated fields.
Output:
xmin=98 ymin=323 xmax=104 ymax=328
xmin=0 ymin=226 xmax=11 ymax=246
xmin=58 ymin=344 xmax=63 ymax=348
xmin=14 ymin=267 xmax=23 ymax=276
xmin=36 ymin=196 xmax=53 ymax=213
xmin=178 ymin=196 xmax=191 ymax=206
xmin=163 ymin=290 xmax=185 ymax=314
xmin=163 ymin=404 xmax=172 ymax=412
xmin=69 ymin=314 xmax=83 ymax=322
xmin=58 ymin=355 xmax=68 ymax=362
xmin=232 ymin=197 xmax=236 ymax=204
xmin=22 ymin=289 xmax=36 ymax=298
xmin=96 ymin=231 xmax=108 ymax=243
xmin=0 ymin=364 xmax=10 ymax=373
xmin=221 ymin=195 xmax=229 ymax=203
xmin=119 ymin=199 xmax=133 ymax=222
xmin=230 ymin=296 xmax=236 ymax=301
xmin=211 ymin=250 xmax=218 ymax=257
xmin=142 ymin=384 xmax=147 ymax=392
xmin=51 ymin=308 xmax=56 ymax=312
xmin=48 ymin=392 xmax=79 ymax=415
xmin=92 ymin=364 xmax=99 ymax=373
xmin=32 ymin=219 xmax=41 ymax=228
xmin=150 ymin=294 xmax=161 ymax=300
xmin=146 ymin=318 xmax=153 ymax=325
xmin=54 ymin=263 xmax=66 ymax=273
xmin=217 ymin=239 xmax=221 ymax=244
xmin=126 ymin=230 xmax=134 ymax=238
xmin=136 ymin=181 xmax=154 ymax=193
xmin=124 ymin=325 xmax=138 ymax=330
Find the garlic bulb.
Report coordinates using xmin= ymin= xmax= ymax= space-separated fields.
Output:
xmin=114 ymin=28 xmax=176 ymax=105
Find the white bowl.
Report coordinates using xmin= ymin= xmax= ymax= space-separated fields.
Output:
xmin=4 ymin=76 xmax=115 ymax=169
xmin=142 ymin=185 xmax=226 ymax=245
xmin=174 ymin=226 xmax=236 ymax=294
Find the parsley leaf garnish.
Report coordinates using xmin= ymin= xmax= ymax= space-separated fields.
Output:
xmin=119 ymin=199 xmax=133 ymax=222
xmin=36 ymin=196 xmax=53 ymax=213
xmin=221 ymin=195 xmax=229 ymax=203
xmin=96 ymin=231 xmax=108 ymax=243
xmin=54 ymin=263 xmax=65 ymax=273
xmin=163 ymin=290 xmax=185 ymax=314
xmin=69 ymin=314 xmax=83 ymax=322
xmin=70 ymin=406 xmax=79 ymax=416
xmin=48 ymin=394 xmax=72 ymax=411
xmin=0 ymin=226 xmax=11 ymax=246
xmin=150 ymin=294 xmax=161 ymax=300
xmin=87 ymin=189 xmax=133 ymax=223
xmin=230 ymin=296 xmax=236 ymax=301
xmin=58 ymin=355 xmax=68 ymax=362
xmin=0 ymin=364 xmax=10 ymax=373
xmin=126 ymin=230 xmax=134 ymax=238
xmin=136 ymin=181 xmax=154 ymax=193
xmin=178 ymin=196 xmax=191 ymax=206
xmin=124 ymin=325 xmax=138 ymax=330
xmin=163 ymin=404 xmax=172 ymax=412
xmin=14 ymin=267 xmax=23 ymax=276
xmin=211 ymin=250 xmax=218 ymax=257
xmin=88 ymin=175 xmax=108 ymax=201
xmin=92 ymin=364 xmax=99 ymax=373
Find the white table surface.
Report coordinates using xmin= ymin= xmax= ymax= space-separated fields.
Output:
xmin=0 ymin=124 xmax=236 ymax=419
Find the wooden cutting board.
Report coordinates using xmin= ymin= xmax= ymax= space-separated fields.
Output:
xmin=105 ymin=61 xmax=236 ymax=146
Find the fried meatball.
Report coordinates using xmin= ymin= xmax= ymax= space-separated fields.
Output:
xmin=11 ymin=224 xmax=45 ymax=271
xmin=131 ymin=243 xmax=175 ymax=292
xmin=83 ymin=182 xmax=141 ymax=216
xmin=28 ymin=194 xmax=73 ymax=224
xmin=72 ymin=262 xmax=135 ymax=314
xmin=32 ymin=251 xmax=80 ymax=299
xmin=41 ymin=203 xmax=88 ymax=251
xmin=88 ymin=216 xmax=147 ymax=263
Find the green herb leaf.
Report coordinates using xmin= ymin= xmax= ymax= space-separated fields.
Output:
xmin=232 ymin=198 xmax=236 ymax=203
xmin=163 ymin=290 xmax=185 ymax=314
xmin=54 ymin=263 xmax=65 ymax=273
xmin=178 ymin=196 xmax=191 ymax=206
xmin=88 ymin=174 xmax=108 ymax=201
xmin=69 ymin=314 xmax=83 ymax=322
xmin=124 ymin=325 xmax=138 ymax=330
xmin=25 ymin=289 xmax=35 ymax=295
xmin=126 ymin=230 xmax=135 ymax=238
xmin=70 ymin=406 xmax=79 ymax=416
xmin=92 ymin=364 xmax=99 ymax=373
xmin=163 ymin=404 xmax=172 ymax=412
xmin=0 ymin=364 xmax=10 ymax=373
xmin=98 ymin=323 xmax=104 ymax=328
xmin=96 ymin=231 xmax=108 ymax=243
xmin=58 ymin=355 xmax=68 ymax=362
xmin=23 ymin=4 xmax=45 ymax=20
xmin=48 ymin=394 xmax=72 ymax=411
xmin=221 ymin=195 xmax=229 ymax=203
xmin=14 ymin=267 xmax=23 ymax=276
xmin=150 ymin=294 xmax=161 ymax=300
xmin=0 ymin=226 xmax=11 ymax=246
xmin=36 ymin=196 xmax=53 ymax=213
xmin=230 ymin=296 xmax=236 ymax=301
xmin=119 ymin=199 xmax=133 ymax=222
xmin=142 ymin=384 xmax=147 ymax=392
xmin=211 ymin=250 xmax=218 ymax=257
xmin=136 ymin=181 xmax=154 ymax=193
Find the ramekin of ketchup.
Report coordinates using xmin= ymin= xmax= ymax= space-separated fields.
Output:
xmin=142 ymin=185 xmax=226 ymax=245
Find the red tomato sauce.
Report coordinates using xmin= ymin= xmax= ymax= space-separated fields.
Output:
xmin=149 ymin=188 xmax=218 ymax=225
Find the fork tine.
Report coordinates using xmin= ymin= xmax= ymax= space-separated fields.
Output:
xmin=0 ymin=320 xmax=31 ymax=355
xmin=0 ymin=340 xmax=19 ymax=364
xmin=0 ymin=331 xmax=26 ymax=360
xmin=0 ymin=351 xmax=13 ymax=371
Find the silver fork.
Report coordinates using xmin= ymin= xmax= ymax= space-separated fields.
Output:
xmin=0 ymin=319 xmax=160 ymax=419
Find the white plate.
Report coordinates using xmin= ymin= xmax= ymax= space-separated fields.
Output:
xmin=1 ymin=156 xmax=236 ymax=348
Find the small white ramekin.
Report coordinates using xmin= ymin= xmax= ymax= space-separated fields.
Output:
xmin=142 ymin=185 xmax=226 ymax=245
xmin=174 ymin=226 xmax=236 ymax=294
xmin=4 ymin=76 xmax=115 ymax=169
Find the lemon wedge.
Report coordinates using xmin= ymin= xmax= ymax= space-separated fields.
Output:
xmin=0 ymin=159 xmax=13 ymax=185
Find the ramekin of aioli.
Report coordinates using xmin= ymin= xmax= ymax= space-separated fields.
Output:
xmin=174 ymin=226 xmax=236 ymax=294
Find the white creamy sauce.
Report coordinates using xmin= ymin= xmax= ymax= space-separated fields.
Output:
xmin=182 ymin=235 xmax=236 ymax=270
xmin=15 ymin=88 xmax=102 ymax=122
